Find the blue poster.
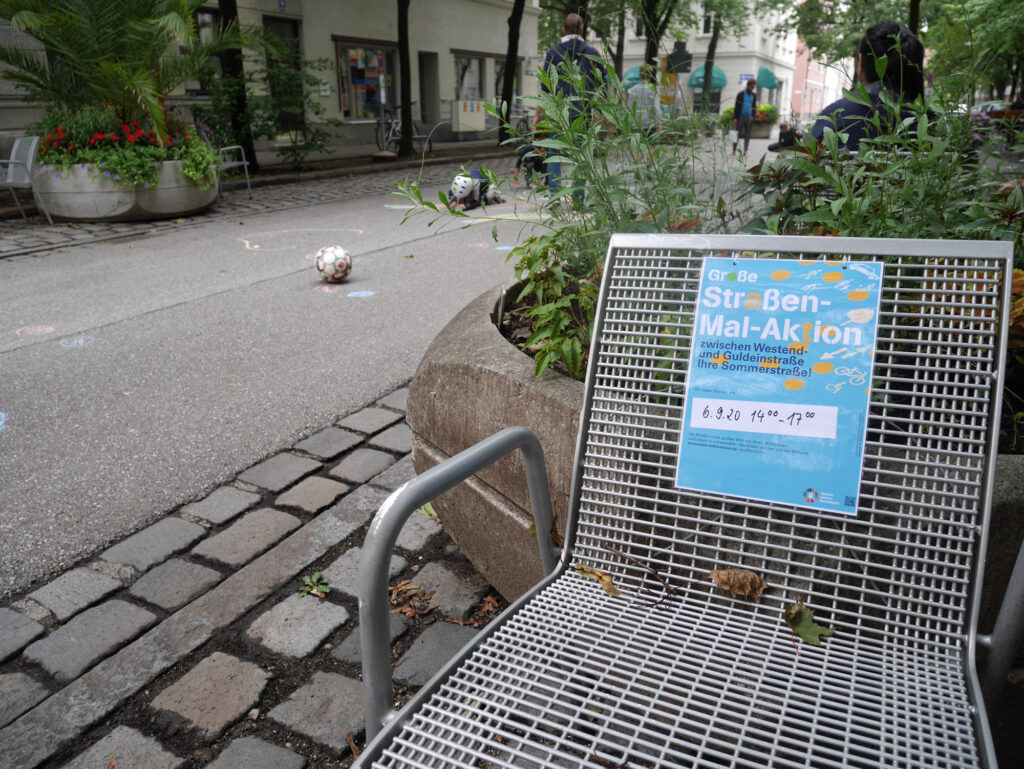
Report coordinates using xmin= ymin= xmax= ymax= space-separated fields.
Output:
xmin=675 ymin=258 xmax=883 ymax=515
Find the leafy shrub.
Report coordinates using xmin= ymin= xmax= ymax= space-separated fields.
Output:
xmin=756 ymin=103 xmax=779 ymax=123
xmin=34 ymin=107 xmax=218 ymax=189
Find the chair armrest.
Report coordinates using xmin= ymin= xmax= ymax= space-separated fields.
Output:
xmin=359 ymin=426 xmax=556 ymax=739
xmin=217 ymin=146 xmax=247 ymax=167
xmin=978 ymin=534 xmax=1024 ymax=706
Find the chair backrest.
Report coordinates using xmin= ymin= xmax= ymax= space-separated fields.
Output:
xmin=570 ymin=234 xmax=1012 ymax=653
xmin=7 ymin=136 xmax=40 ymax=185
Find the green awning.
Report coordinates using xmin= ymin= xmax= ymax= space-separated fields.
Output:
xmin=757 ymin=66 xmax=779 ymax=90
xmin=622 ymin=65 xmax=641 ymax=88
xmin=688 ymin=65 xmax=726 ymax=90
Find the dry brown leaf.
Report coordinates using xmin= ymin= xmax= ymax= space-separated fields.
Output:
xmin=478 ymin=595 xmax=500 ymax=614
xmin=574 ymin=562 xmax=622 ymax=597
xmin=346 ymin=730 xmax=361 ymax=758
xmin=707 ymin=568 xmax=767 ymax=600
xmin=107 ymin=759 xmax=117 ymax=769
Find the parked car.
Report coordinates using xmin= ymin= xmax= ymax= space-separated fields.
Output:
xmin=971 ymin=100 xmax=1009 ymax=118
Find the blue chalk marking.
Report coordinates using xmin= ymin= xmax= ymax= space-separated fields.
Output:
xmin=0 ymin=412 xmax=6 ymax=432
xmin=495 ymin=246 xmax=513 ymax=251
xmin=59 ymin=336 xmax=95 ymax=348
xmin=348 ymin=290 xmax=376 ymax=298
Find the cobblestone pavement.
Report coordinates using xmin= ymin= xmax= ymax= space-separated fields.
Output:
xmin=0 ymin=385 xmax=504 ymax=768
xmin=0 ymin=154 xmax=515 ymax=260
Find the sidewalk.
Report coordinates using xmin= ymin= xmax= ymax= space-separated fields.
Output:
xmin=0 ymin=385 xmax=506 ymax=769
xmin=0 ymin=139 xmax=512 ymax=260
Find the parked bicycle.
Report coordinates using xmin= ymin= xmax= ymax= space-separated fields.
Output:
xmin=375 ymin=104 xmax=432 ymax=154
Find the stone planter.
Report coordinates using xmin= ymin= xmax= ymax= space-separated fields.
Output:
xmin=407 ymin=285 xmax=584 ymax=601
xmin=32 ymin=160 xmax=217 ymax=222
xmin=750 ymin=122 xmax=774 ymax=139
xmin=410 ymin=285 xmax=1024 ymax=617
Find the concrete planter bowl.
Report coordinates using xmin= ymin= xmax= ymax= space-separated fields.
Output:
xmin=409 ymin=285 xmax=1024 ymax=627
xmin=31 ymin=160 xmax=217 ymax=222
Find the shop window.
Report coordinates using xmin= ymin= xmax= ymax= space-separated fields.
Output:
xmin=335 ymin=42 xmax=396 ymax=119
xmin=455 ymin=55 xmax=484 ymax=101
xmin=188 ymin=8 xmax=221 ymax=92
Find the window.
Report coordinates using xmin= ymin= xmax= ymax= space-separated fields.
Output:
xmin=634 ymin=13 xmax=649 ymax=38
xmin=701 ymin=13 xmax=716 ymax=36
xmin=455 ymin=55 xmax=484 ymax=100
xmin=187 ymin=8 xmax=221 ymax=92
xmin=335 ymin=42 xmax=396 ymax=119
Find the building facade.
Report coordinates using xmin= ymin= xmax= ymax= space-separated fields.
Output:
xmin=0 ymin=0 xmax=540 ymax=157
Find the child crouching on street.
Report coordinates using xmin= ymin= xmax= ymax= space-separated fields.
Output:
xmin=448 ymin=169 xmax=504 ymax=211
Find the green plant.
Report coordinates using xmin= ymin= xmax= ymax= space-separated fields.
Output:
xmin=756 ymin=103 xmax=779 ymax=123
xmin=0 ymin=0 xmax=247 ymax=140
xmin=34 ymin=107 xmax=218 ymax=189
xmin=397 ymin=62 xmax=739 ymax=379
xmin=299 ymin=571 xmax=331 ymax=598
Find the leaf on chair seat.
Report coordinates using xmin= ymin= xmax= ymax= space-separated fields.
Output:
xmin=783 ymin=599 xmax=835 ymax=646
xmin=707 ymin=568 xmax=767 ymax=600
xmin=574 ymin=562 xmax=622 ymax=597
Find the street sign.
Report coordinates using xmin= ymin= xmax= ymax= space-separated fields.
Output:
xmin=739 ymin=73 xmax=755 ymax=83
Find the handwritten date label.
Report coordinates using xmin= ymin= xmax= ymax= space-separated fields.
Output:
xmin=690 ymin=397 xmax=837 ymax=439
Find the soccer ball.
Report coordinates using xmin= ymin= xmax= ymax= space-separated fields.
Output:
xmin=314 ymin=245 xmax=352 ymax=282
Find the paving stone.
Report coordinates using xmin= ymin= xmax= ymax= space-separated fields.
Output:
xmin=377 ymin=388 xmax=409 ymax=411
xmin=151 ymin=652 xmax=270 ymax=739
xmin=268 ymin=672 xmax=363 ymax=751
xmin=0 ymin=607 xmax=45 ymax=662
xmin=337 ymin=407 xmax=403 ymax=435
xmin=412 ymin=561 xmax=490 ymax=620
xmin=329 ymin=447 xmax=396 ymax=484
xmin=0 ymin=673 xmax=48 ymax=728
xmin=181 ymin=486 xmax=261 ymax=525
xmin=394 ymin=511 xmax=443 ymax=551
xmin=28 ymin=567 xmax=121 ymax=621
xmin=192 ymin=508 xmax=301 ymax=568
xmin=293 ymin=426 xmax=362 ymax=460
xmin=372 ymin=454 xmax=417 ymax=491
xmin=321 ymin=547 xmax=407 ymax=598
xmin=88 ymin=559 xmax=138 ymax=583
xmin=205 ymin=736 xmax=305 ymax=769
xmin=331 ymin=615 xmax=410 ymax=666
xmin=275 ymin=476 xmax=349 ymax=513
xmin=393 ymin=622 xmax=478 ymax=686
xmin=10 ymin=599 xmax=50 ymax=624
xmin=237 ymin=453 xmax=321 ymax=492
xmin=0 ymin=510 xmax=354 ymax=769
xmin=325 ymin=484 xmax=391 ymax=531
xmin=129 ymin=559 xmax=223 ymax=611
xmin=100 ymin=517 xmax=207 ymax=572
xmin=245 ymin=594 xmax=349 ymax=658
xmin=368 ymin=422 xmax=413 ymax=453
xmin=59 ymin=726 xmax=183 ymax=769
xmin=24 ymin=600 xmax=157 ymax=683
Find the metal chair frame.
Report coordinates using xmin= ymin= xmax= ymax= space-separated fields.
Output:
xmin=358 ymin=234 xmax=1021 ymax=769
xmin=217 ymin=145 xmax=252 ymax=199
xmin=0 ymin=136 xmax=53 ymax=225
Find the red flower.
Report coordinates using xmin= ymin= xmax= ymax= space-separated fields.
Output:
xmin=127 ymin=136 xmax=135 ymax=143
xmin=90 ymin=138 xmax=96 ymax=144
xmin=131 ymin=120 xmax=138 ymax=127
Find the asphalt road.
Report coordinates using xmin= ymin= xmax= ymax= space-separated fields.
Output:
xmin=0 ymin=188 xmax=536 ymax=598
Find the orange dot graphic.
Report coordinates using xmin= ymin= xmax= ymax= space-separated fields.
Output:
xmin=783 ymin=378 xmax=805 ymax=390
xmin=770 ymin=270 xmax=791 ymax=281
xmin=847 ymin=289 xmax=869 ymax=301
xmin=812 ymin=362 xmax=834 ymax=374
xmin=823 ymin=272 xmax=843 ymax=283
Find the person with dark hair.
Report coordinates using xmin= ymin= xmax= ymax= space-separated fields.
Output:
xmin=768 ymin=121 xmax=800 ymax=152
xmin=534 ymin=12 xmax=609 ymax=189
xmin=810 ymin=21 xmax=925 ymax=151
xmin=627 ymin=64 xmax=661 ymax=140
xmin=732 ymin=78 xmax=758 ymax=155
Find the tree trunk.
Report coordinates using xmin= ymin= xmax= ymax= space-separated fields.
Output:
xmin=397 ymin=0 xmax=414 ymax=157
xmin=701 ymin=15 xmax=721 ymax=113
xmin=908 ymin=0 xmax=920 ymax=36
xmin=614 ymin=4 xmax=625 ymax=78
xmin=217 ymin=0 xmax=258 ymax=172
xmin=499 ymin=0 xmax=527 ymax=144
xmin=642 ymin=0 xmax=679 ymax=67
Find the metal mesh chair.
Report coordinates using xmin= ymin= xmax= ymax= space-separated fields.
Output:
xmin=1 ymin=136 xmax=53 ymax=224
xmin=358 ymin=234 xmax=1020 ymax=769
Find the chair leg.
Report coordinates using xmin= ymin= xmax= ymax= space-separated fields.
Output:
xmin=34 ymin=193 xmax=53 ymax=225
xmin=8 ymin=188 xmax=27 ymax=222
xmin=242 ymin=163 xmax=252 ymax=199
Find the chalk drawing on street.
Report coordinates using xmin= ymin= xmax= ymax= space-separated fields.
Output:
xmin=15 ymin=325 xmax=55 ymax=337
xmin=0 ymin=412 xmax=6 ymax=432
xmin=348 ymin=290 xmax=375 ymax=298
xmin=59 ymin=336 xmax=95 ymax=348
xmin=314 ymin=285 xmax=340 ymax=294
xmin=466 ymin=243 xmax=490 ymax=248
xmin=237 ymin=227 xmax=364 ymax=253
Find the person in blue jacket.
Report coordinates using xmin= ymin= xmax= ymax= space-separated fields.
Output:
xmin=533 ymin=13 xmax=609 ymax=189
xmin=810 ymin=21 xmax=924 ymax=152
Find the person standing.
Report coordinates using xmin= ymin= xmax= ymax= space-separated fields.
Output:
xmin=534 ymin=12 xmax=608 ymax=189
xmin=627 ymin=64 xmax=661 ymax=139
xmin=732 ymin=78 xmax=758 ymax=156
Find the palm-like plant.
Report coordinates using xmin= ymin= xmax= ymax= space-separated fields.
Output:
xmin=0 ymin=0 xmax=245 ymax=140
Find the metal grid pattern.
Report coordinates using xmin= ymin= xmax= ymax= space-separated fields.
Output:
xmin=370 ymin=235 xmax=1009 ymax=768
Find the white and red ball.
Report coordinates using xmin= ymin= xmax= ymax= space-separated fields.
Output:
xmin=314 ymin=245 xmax=352 ymax=282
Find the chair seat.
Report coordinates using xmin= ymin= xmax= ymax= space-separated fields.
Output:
xmin=373 ymin=574 xmax=979 ymax=769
